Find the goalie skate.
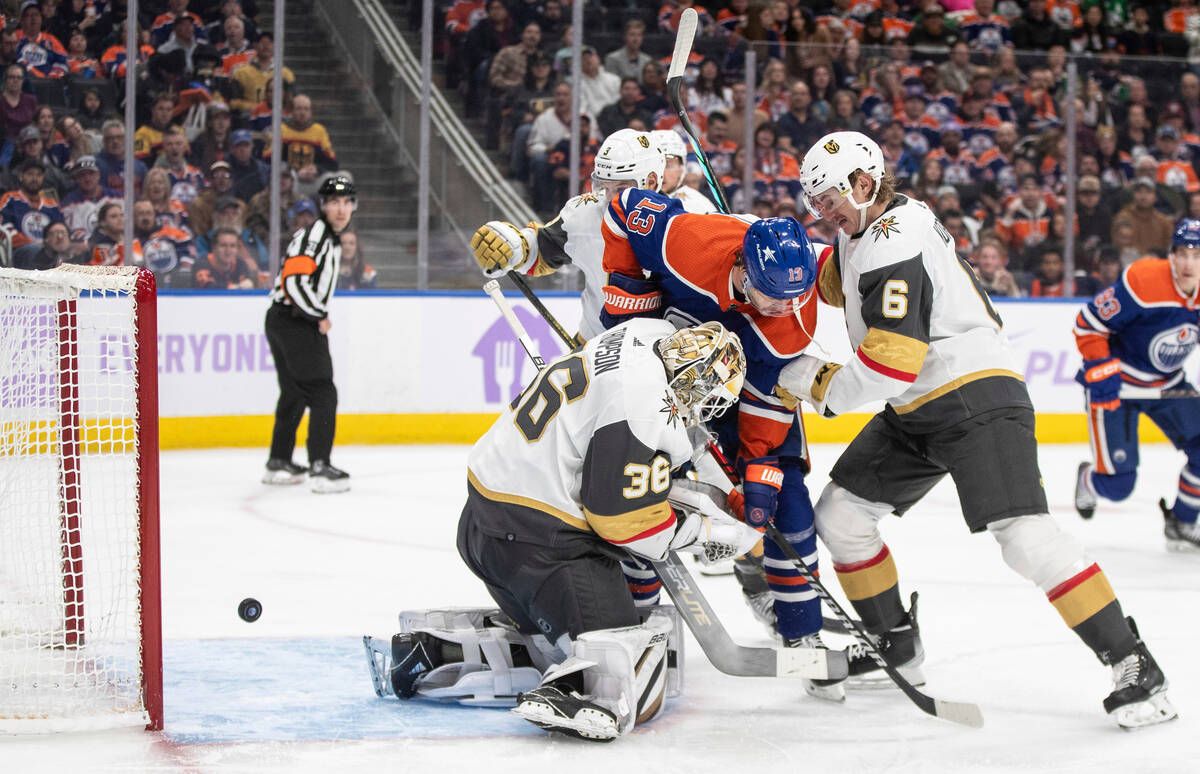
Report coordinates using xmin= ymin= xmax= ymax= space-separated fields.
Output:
xmin=513 ymin=685 xmax=619 ymax=742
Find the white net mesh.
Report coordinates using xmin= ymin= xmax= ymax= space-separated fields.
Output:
xmin=0 ymin=266 xmax=155 ymax=732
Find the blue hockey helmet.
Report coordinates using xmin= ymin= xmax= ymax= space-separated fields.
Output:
xmin=1172 ymin=218 xmax=1200 ymax=248
xmin=742 ymin=217 xmax=818 ymax=303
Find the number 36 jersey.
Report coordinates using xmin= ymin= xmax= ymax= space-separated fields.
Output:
xmin=818 ymin=194 xmax=1031 ymax=432
xmin=467 ymin=318 xmax=694 ymax=562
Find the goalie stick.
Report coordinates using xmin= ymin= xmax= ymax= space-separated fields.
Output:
xmin=483 ymin=281 xmax=846 ymax=681
xmin=492 ymin=252 xmax=983 ymax=726
xmin=667 ymin=7 xmax=730 ymax=213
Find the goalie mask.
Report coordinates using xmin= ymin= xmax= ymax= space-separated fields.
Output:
xmin=655 ymin=322 xmax=746 ymax=426
xmin=592 ymin=129 xmax=665 ymax=197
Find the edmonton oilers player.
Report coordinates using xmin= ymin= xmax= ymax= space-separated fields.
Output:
xmin=1075 ymin=218 xmax=1200 ymax=550
xmin=601 ymin=191 xmax=839 ymax=700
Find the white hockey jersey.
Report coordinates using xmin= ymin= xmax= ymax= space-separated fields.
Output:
xmin=668 ymin=184 xmax=717 ymax=214
xmin=812 ymin=194 xmax=1030 ymax=431
xmin=467 ymin=318 xmax=695 ymax=561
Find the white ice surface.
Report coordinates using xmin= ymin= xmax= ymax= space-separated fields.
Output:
xmin=3 ymin=442 xmax=1199 ymax=772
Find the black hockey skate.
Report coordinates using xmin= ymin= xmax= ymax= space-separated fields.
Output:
xmin=1103 ymin=618 xmax=1177 ymax=729
xmin=262 ymin=458 xmax=307 ymax=485
xmin=845 ymin=592 xmax=925 ymax=688
xmin=1075 ymin=462 xmax=1097 ymax=520
xmin=309 ymin=460 xmax=350 ymax=493
xmin=513 ymin=685 xmax=619 ymax=742
xmin=784 ymin=633 xmax=846 ymax=703
xmin=734 ymin=554 xmax=777 ymax=633
xmin=1161 ymin=498 xmax=1200 ymax=552
xmin=388 ymin=632 xmax=444 ymax=698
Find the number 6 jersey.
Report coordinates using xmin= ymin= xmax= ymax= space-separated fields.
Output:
xmin=467 ymin=318 xmax=694 ymax=562
xmin=816 ymin=194 xmax=1032 ymax=431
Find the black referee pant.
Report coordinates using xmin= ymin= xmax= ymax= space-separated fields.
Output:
xmin=265 ymin=302 xmax=338 ymax=465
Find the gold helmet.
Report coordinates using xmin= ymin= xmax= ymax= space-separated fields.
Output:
xmin=655 ymin=322 xmax=746 ymax=426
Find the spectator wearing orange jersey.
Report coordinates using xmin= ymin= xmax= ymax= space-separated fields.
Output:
xmin=1021 ymin=241 xmax=1071 ymax=297
xmin=192 ymin=227 xmax=255 ymax=289
xmin=217 ymin=15 xmax=253 ymax=76
xmin=1154 ymin=126 xmax=1200 ymax=194
xmin=1164 ymin=1 xmax=1198 ymax=34
xmin=996 ymin=174 xmax=1054 ymax=264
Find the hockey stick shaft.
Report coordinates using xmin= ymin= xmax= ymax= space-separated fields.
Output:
xmin=701 ymin=439 xmax=984 ymax=728
xmin=505 ymin=271 xmax=578 ymax=348
xmin=1119 ymin=385 xmax=1199 ymax=400
xmin=483 ymin=279 xmax=545 ymax=369
xmin=667 ymin=8 xmax=731 ymax=214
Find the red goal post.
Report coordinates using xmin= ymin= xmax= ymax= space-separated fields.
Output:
xmin=0 ymin=265 xmax=162 ymax=732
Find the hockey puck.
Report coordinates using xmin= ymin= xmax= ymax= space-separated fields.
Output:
xmin=238 ymin=598 xmax=262 ymax=623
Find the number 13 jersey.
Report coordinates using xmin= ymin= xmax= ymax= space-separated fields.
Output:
xmin=467 ymin=318 xmax=694 ymax=562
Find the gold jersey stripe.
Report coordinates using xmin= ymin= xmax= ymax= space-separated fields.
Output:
xmin=584 ymin=501 xmax=674 ymax=544
xmin=467 ymin=469 xmax=591 ymax=532
xmin=818 ymin=253 xmax=845 ymax=308
xmin=1050 ymin=570 xmax=1117 ymax=629
xmin=892 ymin=369 xmax=1026 ymax=415
xmin=860 ymin=328 xmax=928 ymax=376
xmin=834 ymin=551 xmax=899 ymax=601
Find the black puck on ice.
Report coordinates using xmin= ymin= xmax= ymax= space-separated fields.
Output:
xmin=238 ymin=598 xmax=262 ymax=622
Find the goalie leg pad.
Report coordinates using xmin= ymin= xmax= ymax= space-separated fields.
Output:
xmin=574 ymin=610 xmax=676 ymax=734
xmin=364 ymin=608 xmax=553 ymax=707
xmin=814 ymin=483 xmax=893 ymax=563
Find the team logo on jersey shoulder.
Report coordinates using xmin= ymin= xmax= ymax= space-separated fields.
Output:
xmin=637 ymin=135 xmax=650 ymax=148
xmin=823 ymin=139 xmax=840 ymax=154
xmin=871 ymin=215 xmax=900 ymax=241
xmin=579 ymin=192 xmax=599 ymax=204
xmin=660 ymin=393 xmax=681 ymax=427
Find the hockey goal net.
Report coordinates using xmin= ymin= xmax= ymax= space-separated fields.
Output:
xmin=0 ymin=265 xmax=162 ymax=732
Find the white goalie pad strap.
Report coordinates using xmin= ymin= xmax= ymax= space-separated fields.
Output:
xmin=571 ymin=611 xmax=676 ymax=735
xmin=394 ymin=607 xmax=560 ymax=706
xmin=987 ymin=514 xmax=1092 ymax=592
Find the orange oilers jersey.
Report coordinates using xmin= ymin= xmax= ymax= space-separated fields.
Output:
xmin=1074 ymin=258 xmax=1200 ymax=389
xmin=601 ymin=189 xmax=818 ymax=461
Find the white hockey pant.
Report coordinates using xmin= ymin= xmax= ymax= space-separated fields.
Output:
xmin=816 ymin=483 xmax=1092 ymax=593
xmin=536 ymin=608 xmax=682 ymax=736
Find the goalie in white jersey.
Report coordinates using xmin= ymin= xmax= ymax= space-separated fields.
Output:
xmin=470 ymin=128 xmax=716 ymax=341
xmin=778 ymin=131 xmax=1175 ymax=729
xmin=364 ymin=319 xmax=759 ymax=741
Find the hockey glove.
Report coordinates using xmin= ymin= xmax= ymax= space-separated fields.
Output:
xmin=742 ymin=457 xmax=784 ymax=529
xmin=670 ymin=506 xmax=762 ymax=565
xmin=1080 ymin=357 xmax=1122 ymax=411
xmin=776 ymin=354 xmax=842 ymax=418
xmin=470 ymin=221 xmax=539 ymax=278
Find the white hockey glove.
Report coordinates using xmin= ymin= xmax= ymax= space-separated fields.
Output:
xmin=776 ymin=354 xmax=842 ymax=418
xmin=470 ymin=221 xmax=540 ymax=278
xmin=668 ymin=480 xmax=761 ymax=565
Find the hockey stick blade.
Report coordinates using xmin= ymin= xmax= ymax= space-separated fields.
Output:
xmin=653 ymin=552 xmax=847 ymax=680
xmin=665 ymin=8 xmax=730 ymax=213
xmin=667 ymin=8 xmax=697 ymax=82
xmin=763 ymin=522 xmax=983 ymax=728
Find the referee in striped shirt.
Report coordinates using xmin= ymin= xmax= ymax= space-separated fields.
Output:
xmin=262 ymin=175 xmax=356 ymax=493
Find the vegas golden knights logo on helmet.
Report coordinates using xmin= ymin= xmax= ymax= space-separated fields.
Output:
xmin=823 ymin=139 xmax=840 ymax=154
xmin=637 ymin=135 xmax=650 ymax=148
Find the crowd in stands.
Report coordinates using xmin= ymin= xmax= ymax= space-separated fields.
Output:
xmin=1 ymin=0 xmax=375 ymax=290
xmin=443 ymin=0 xmax=1200 ymax=297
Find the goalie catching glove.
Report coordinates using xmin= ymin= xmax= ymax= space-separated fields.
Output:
xmin=470 ymin=221 xmax=540 ymax=278
xmin=776 ymin=354 xmax=842 ymax=418
xmin=667 ymin=479 xmax=760 ymax=563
